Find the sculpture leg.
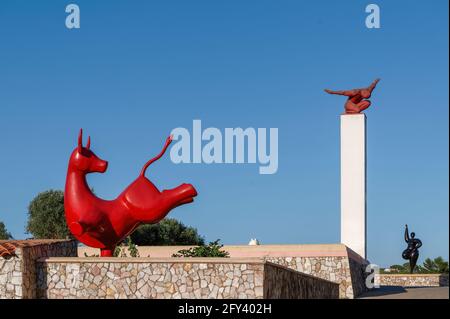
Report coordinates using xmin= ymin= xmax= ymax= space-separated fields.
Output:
xmin=344 ymin=101 xmax=360 ymax=114
xmin=344 ymin=100 xmax=371 ymax=114
xmin=356 ymin=100 xmax=371 ymax=112
xmin=101 ymin=247 xmax=115 ymax=257
xmin=410 ymin=252 xmax=419 ymax=273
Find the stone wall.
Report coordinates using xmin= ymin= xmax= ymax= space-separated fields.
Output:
xmin=265 ymin=247 xmax=370 ymax=299
xmin=1 ymin=242 xmax=358 ymax=299
xmin=264 ymin=253 xmax=368 ymax=298
xmin=263 ymin=263 xmax=339 ymax=299
xmin=0 ymin=253 xmax=21 ymax=298
xmin=0 ymin=240 xmax=77 ymax=299
xmin=376 ymin=274 xmax=449 ymax=287
xmin=37 ymin=258 xmax=265 ymax=299
xmin=348 ymin=256 xmax=369 ymax=297
xmin=36 ymin=257 xmax=339 ymax=299
xmin=265 ymin=256 xmax=352 ymax=298
xmin=79 ymin=244 xmax=369 ymax=299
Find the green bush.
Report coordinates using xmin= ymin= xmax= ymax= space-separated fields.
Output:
xmin=113 ymin=236 xmax=140 ymax=257
xmin=127 ymin=237 xmax=140 ymax=258
xmin=172 ymin=240 xmax=229 ymax=258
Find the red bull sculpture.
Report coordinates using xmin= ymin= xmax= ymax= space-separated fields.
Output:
xmin=64 ymin=129 xmax=197 ymax=257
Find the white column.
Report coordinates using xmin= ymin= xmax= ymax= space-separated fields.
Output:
xmin=340 ymin=114 xmax=367 ymax=259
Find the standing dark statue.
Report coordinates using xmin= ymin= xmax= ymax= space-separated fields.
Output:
xmin=402 ymin=224 xmax=422 ymax=273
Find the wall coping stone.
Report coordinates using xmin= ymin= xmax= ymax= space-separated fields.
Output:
xmin=38 ymin=257 xmax=266 ymax=264
xmin=78 ymin=243 xmax=368 ymax=263
xmin=379 ymin=274 xmax=447 ymax=277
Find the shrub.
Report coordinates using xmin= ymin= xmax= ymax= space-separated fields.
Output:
xmin=172 ymin=239 xmax=229 ymax=258
xmin=114 ymin=236 xmax=140 ymax=257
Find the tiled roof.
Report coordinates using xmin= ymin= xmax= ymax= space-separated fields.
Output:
xmin=0 ymin=239 xmax=68 ymax=258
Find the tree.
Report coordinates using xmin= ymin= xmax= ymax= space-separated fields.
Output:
xmin=421 ymin=257 xmax=449 ymax=274
xmin=421 ymin=258 xmax=436 ymax=273
xmin=389 ymin=257 xmax=449 ymax=274
xmin=130 ymin=218 xmax=204 ymax=246
xmin=434 ymin=257 xmax=449 ymax=274
xmin=26 ymin=190 xmax=71 ymax=239
xmin=0 ymin=221 xmax=12 ymax=240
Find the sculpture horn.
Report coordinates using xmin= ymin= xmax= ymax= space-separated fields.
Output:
xmin=78 ymin=129 xmax=83 ymax=152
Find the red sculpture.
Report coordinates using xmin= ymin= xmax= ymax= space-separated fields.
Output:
xmin=64 ymin=129 xmax=197 ymax=257
xmin=325 ymin=79 xmax=380 ymax=114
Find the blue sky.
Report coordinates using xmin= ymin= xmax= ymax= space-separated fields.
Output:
xmin=0 ymin=0 xmax=448 ymax=267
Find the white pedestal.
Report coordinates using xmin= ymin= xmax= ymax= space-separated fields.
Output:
xmin=340 ymin=114 xmax=367 ymax=259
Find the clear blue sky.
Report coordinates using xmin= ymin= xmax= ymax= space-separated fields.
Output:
xmin=0 ymin=1 xmax=448 ymax=267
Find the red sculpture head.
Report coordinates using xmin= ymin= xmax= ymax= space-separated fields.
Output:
xmin=64 ymin=129 xmax=197 ymax=257
xmin=69 ymin=130 xmax=108 ymax=173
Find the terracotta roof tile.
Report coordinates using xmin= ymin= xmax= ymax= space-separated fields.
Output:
xmin=0 ymin=239 xmax=70 ymax=258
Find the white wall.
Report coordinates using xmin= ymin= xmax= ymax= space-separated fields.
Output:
xmin=340 ymin=114 xmax=367 ymax=259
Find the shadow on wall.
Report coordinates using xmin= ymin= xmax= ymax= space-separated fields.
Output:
xmin=439 ymin=275 xmax=449 ymax=287
xmin=36 ymin=264 xmax=49 ymax=299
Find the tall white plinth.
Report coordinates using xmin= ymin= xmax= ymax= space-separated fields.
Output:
xmin=340 ymin=114 xmax=367 ymax=259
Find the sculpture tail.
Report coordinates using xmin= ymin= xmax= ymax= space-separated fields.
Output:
xmin=140 ymin=135 xmax=173 ymax=177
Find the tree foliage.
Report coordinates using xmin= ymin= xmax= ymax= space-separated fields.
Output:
xmin=386 ymin=257 xmax=449 ymax=274
xmin=172 ymin=240 xmax=229 ymax=258
xmin=130 ymin=218 xmax=204 ymax=246
xmin=26 ymin=190 xmax=71 ymax=239
xmin=0 ymin=221 xmax=12 ymax=240
xmin=420 ymin=257 xmax=449 ymax=274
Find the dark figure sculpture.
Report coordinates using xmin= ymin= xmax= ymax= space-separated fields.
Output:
xmin=402 ymin=224 xmax=422 ymax=273
xmin=324 ymin=79 xmax=380 ymax=114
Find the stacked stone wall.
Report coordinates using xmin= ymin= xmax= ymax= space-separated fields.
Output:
xmin=376 ymin=274 xmax=449 ymax=287
xmin=0 ymin=240 xmax=77 ymax=299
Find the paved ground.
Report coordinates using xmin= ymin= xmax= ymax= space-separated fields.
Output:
xmin=358 ymin=286 xmax=449 ymax=299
